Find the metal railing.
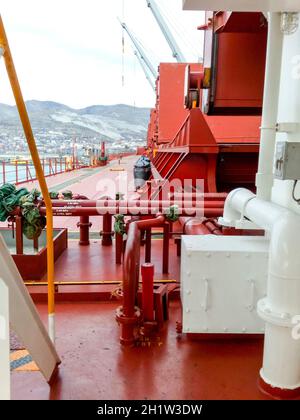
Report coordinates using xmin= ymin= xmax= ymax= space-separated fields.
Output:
xmin=0 ymin=158 xmax=80 ymax=186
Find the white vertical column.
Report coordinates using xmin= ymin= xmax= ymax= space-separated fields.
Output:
xmin=256 ymin=12 xmax=283 ymax=201
xmin=0 ymin=278 xmax=10 ymax=400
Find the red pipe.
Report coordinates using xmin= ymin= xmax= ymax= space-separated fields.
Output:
xmin=41 ymin=207 xmax=223 ymax=217
xmin=115 ymin=232 xmax=123 ymax=264
xmin=204 ymin=220 xmax=222 ymax=235
xmin=181 ymin=218 xmax=211 ymax=235
xmin=50 ymin=199 xmax=225 ymax=208
xmin=102 ymin=213 xmax=113 ymax=246
xmin=180 ymin=217 xmax=223 ymax=236
xmin=15 ymin=215 xmax=23 ymax=255
xmin=145 ymin=229 xmax=151 ymax=263
xmin=171 ymin=193 xmax=227 ymax=201
xmin=162 ymin=222 xmax=170 ymax=273
xmin=141 ymin=263 xmax=154 ymax=322
xmin=116 ymin=214 xmax=165 ymax=346
xmin=77 ymin=216 xmax=91 ymax=246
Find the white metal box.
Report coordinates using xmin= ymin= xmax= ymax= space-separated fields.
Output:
xmin=274 ymin=141 xmax=300 ymax=180
xmin=181 ymin=235 xmax=269 ymax=334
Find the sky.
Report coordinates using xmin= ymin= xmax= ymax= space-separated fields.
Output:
xmin=0 ymin=0 xmax=204 ymax=109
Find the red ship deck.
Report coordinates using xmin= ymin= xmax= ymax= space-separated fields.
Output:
xmin=5 ymin=157 xmax=276 ymax=400
xmin=12 ymin=300 xmax=268 ymax=400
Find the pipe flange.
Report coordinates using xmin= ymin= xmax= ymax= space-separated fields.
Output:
xmin=116 ymin=306 xmax=141 ymax=325
xmin=257 ymin=298 xmax=295 ymax=328
xmin=76 ymin=222 xmax=92 ymax=228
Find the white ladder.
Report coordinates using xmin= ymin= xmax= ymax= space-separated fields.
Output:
xmin=0 ymin=234 xmax=60 ymax=400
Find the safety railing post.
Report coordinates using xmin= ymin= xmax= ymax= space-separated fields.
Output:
xmin=15 ymin=160 xmax=18 ymax=184
xmin=0 ymin=278 xmax=10 ymax=400
xmin=2 ymin=161 xmax=5 ymax=184
xmin=26 ymin=160 xmax=28 ymax=182
xmin=162 ymin=222 xmax=170 ymax=274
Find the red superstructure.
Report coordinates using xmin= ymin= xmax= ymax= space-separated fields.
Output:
xmin=147 ymin=11 xmax=267 ymax=193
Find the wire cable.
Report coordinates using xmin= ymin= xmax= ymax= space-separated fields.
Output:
xmin=292 ymin=180 xmax=300 ymax=204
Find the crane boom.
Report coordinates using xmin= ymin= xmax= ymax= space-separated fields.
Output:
xmin=146 ymin=0 xmax=186 ymax=63
xmin=134 ymin=51 xmax=156 ymax=92
xmin=119 ymin=19 xmax=158 ymax=79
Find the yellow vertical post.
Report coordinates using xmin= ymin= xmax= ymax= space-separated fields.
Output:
xmin=0 ymin=16 xmax=56 ymax=342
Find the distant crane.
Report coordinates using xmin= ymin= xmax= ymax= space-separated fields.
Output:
xmin=133 ymin=51 xmax=156 ymax=91
xmin=118 ymin=19 xmax=158 ymax=83
xmin=146 ymin=0 xmax=187 ymax=63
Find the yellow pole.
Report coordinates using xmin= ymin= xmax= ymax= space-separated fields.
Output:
xmin=0 ymin=16 xmax=56 ymax=343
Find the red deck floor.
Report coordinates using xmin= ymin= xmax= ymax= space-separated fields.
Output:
xmin=12 ymin=301 xmax=269 ymax=400
xmin=28 ymin=238 xmax=179 ymax=301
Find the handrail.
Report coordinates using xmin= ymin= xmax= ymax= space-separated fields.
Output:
xmin=0 ymin=158 xmax=72 ymax=186
xmin=0 ymin=16 xmax=56 ymax=343
xmin=160 ymin=112 xmax=190 ymax=149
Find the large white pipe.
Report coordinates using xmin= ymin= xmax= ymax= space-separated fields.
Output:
xmin=256 ymin=13 xmax=283 ymax=201
xmin=221 ymin=188 xmax=300 ymax=393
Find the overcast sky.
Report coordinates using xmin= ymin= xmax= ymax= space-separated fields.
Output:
xmin=0 ymin=0 xmax=204 ymax=109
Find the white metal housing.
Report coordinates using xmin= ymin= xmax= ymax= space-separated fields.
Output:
xmin=220 ymin=188 xmax=300 ymax=390
xmin=181 ymin=235 xmax=268 ymax=334
xmin=182 ymin=0 xmax=300 ymax=12
xmin=0 ymin=234 xmax=60 ymax=382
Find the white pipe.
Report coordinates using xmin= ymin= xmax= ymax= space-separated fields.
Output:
xmin=220 ymin=188 xmax=300 ymax=392
xmin=256 ymin=13 xmax=283 ymax=201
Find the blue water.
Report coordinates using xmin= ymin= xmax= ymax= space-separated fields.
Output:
xmin=0 ymin=163 xmax=64 ymax=185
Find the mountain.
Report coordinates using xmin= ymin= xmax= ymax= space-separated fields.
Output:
xmin=0 ymin=101 xmax=150 ymax=143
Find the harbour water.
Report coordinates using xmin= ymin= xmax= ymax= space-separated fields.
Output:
xmin=0 ymin=163 xmax=60 ymax=185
